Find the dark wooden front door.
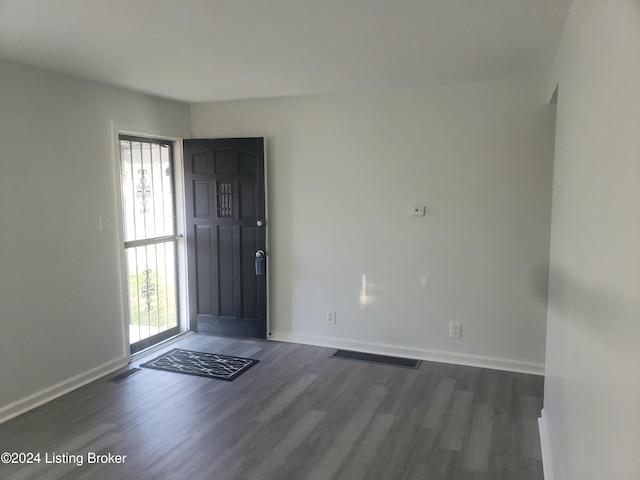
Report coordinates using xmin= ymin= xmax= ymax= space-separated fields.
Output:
xmin=183 ymin=138 xmax=267 ymax=338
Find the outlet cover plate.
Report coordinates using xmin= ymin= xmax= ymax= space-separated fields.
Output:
xmin=449 ymin=321 xmax=461 ymax=338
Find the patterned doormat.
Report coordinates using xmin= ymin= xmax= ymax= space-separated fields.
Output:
xmin=141 ymin=348 xmax=259 ymax=381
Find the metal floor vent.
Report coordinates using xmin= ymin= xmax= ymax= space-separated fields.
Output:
xmin=331 ymin=350 xmax=421 ymax=369
xmin=108 ymin=368 xmax=142 ymax=383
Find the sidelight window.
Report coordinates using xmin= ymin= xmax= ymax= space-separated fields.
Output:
xmin=119 ymin=135 xmax=179 ymax=353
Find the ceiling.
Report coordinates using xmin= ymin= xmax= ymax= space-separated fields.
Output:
xmin=0 ymin=0 xmax=571 ymax=103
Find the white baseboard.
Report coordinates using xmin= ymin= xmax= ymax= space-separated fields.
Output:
xmin=0 ymin=356 xmax=128 ymax=425
xmin=269 ymin=331 xmax=545 ymax=375
xmin=538 ymin=409 xmax=554 ymax=480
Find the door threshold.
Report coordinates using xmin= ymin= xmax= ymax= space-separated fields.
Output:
xmin=130 ymin=331 xmax=194 ymax=362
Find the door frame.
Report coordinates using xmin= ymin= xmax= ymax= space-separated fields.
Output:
xmin=263 ymin=138 xmax=270 ymax=337
xmin=111 ymin=123 xmax=190 ymax=358
xmin=183 ymin=137 xmax=269 ymax=338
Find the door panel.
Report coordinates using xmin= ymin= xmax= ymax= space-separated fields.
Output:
xmin=193 ymin=181 xmax=210 ymax=217
xmin=184 ymin=138 xmax=267 ymax=339
xmin=218 ymin=225 xmax=236 ymax=316
xmin=240 ymin=182 xmax=256 ymax=218
xmin=194 ymin=224 xmax=213 ymax=313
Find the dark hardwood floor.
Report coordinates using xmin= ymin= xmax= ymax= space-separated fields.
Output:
xmin=0 ymin=334 xmax=544 ymax=480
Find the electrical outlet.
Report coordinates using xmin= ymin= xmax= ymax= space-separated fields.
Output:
xmin=99 ymin=214 xmax=113 ymax=231
xmin=449 ymin=321 xmax=461 ymax=338
xmin=326 ymin=310 xmax=336 ymax=325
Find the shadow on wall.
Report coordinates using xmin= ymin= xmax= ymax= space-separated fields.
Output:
xmin=531 ymin=264 xmax=629 ymax=343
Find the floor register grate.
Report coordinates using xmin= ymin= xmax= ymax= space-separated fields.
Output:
xmin=108 ymin=368 xmax=142 ymax=383
xmin=331 ymin=350 xmax=421 ymax=369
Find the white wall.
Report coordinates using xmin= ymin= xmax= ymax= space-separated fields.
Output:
xmin=191 ymin=78 xmax=555 ymax=373
xmin=0 ymin=59 xmax=190 ymax=419
xmin=541 ymin=1 xmax=640 ymax=479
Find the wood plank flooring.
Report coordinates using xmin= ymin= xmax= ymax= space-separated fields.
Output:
xmin=0 ymin=334 xmax=544 ymax=480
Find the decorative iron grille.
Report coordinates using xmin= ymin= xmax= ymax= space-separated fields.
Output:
xmin=216 ymin=181 xmax=232 ymax=218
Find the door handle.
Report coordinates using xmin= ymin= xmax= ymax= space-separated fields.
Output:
xmin=255 ymin=250 xmax=266 ymax=275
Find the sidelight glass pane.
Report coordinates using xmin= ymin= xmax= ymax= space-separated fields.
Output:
xmin=120 ymin=139 xmax=175 ymax=242
xmin=126 ymin=242 xmax=178 ymax=344
xmin=120 ymin=136 xmax=179 ymax=350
